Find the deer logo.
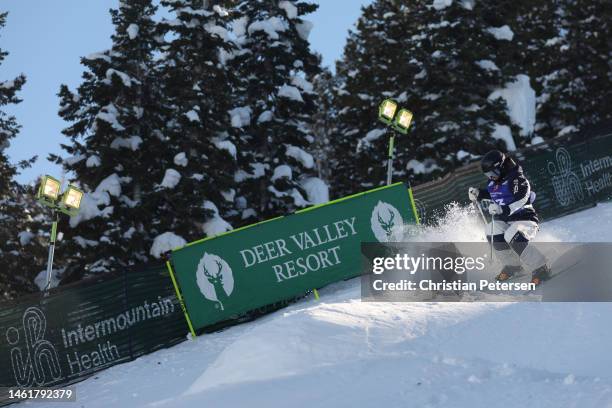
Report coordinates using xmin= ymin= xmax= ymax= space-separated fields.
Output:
xmin=371 ymin=201 xmax=404 ymax=242
xmin=195 ymin=253 xmax=234 ymax=311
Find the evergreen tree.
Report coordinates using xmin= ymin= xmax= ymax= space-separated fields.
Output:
xmin=330 ymin=0 xmax=553 ymax=197
xmin=226 ymin=0 xmax=325 ymax=223
xmin=310 ymin=67 xmax=338 ymax=187
xmin=156 ymin=0 xmax=238 ymax=238
xmin=54 ymin=0 xmax=172 ymax=273
xmin=536 ymin=0 xmax=611 ymax=138
xmin=0 ymin=12 xmax=47 ymax=299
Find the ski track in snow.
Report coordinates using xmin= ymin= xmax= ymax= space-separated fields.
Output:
xmin=28 ymin=202 xmax=612 ymax=408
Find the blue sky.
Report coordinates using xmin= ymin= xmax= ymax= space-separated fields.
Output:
xmin=2 ymin=0 xmax=372 ymax=184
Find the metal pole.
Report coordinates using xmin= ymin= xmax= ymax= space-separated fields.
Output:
xmin=44 ymin=212 xmax=59 ymax=292
xmin=474 ymin=202 xmax=494 ymax=263
xmin=386 ymin=131 xmax=396 ymax=185
xmin=490 ymin=215 xmax=495 ymax=260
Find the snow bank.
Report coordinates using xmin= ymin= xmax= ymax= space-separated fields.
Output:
xmin=489 ymin=74 xmax=536 ymax=137
xmin=49 ymin=203 xmax=612 ymax=408
xmin=150 ymin=232 xmax=187 ymax=258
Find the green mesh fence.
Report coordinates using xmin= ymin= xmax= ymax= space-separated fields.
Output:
xmin=413 ymin=124 xmax=612 ymax=224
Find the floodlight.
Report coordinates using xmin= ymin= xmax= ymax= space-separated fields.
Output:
xmin=62 ymin=185 xmax=84 ymax=210
xmin=393 ymin=109 xmax=414 ymax=134
xmin=378 ymin=99 xmax=398 ymax=125
xmin=38 ymin=175 xmax=61 ymax=203
xmin=35 ymin=174 xmax=85 ymax=292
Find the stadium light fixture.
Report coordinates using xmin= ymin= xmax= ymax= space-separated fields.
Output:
xmin=36 ymin=175 xmax=62 ymax=206
xmin=61 ymin=185 xmax=84 ymax=216
xmin=377 ymin=100 xmax=415 ymax=185
xmin=393 ymin=109 xmax=414 ymax=135
xmin=378 ymin=99 xmax=398 ymax=126
xmin=36 ymin=175 xmax=84 ymax=293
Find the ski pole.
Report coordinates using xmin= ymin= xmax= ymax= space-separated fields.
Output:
xmin=490 ymin=215 xmax=495 ymax=260
xmin=474 ymin=201 xmax=493 ymax=263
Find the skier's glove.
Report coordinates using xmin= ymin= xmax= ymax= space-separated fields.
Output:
xmin=468 ymin=187 xmax=479 ymax=202
xmin=488 ymin=203 xmax=503 ymax=215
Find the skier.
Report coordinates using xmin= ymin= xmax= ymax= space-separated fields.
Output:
xmin=468 ymin=150 xmax=551 ymax=285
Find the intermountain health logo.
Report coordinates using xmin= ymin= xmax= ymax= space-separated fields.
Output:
xmin=371 ymin=201 xmax=403 ymax=242
xmin=547 ymin=147 xmax=584 ymax=206
xmin=196 ymin=252 xmax=234 ymax=311
xmin=6 ymin=306 xmax=62 ymax=387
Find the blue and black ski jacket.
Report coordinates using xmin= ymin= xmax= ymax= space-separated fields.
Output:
xmin=478 ymin=164 xmax=539 ymax=223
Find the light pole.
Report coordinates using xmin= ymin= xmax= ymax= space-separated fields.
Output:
xmin=378 ymin=99 xmax=414 ymax=185
xmin=36 ymin=175 xmax=84 ymax=291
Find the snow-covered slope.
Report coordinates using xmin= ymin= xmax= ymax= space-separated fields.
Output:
xmin=32 ymin=202 xmax=612 ymax=408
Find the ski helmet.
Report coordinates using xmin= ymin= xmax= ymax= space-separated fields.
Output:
xmin=481 ymin=150 xmax=505 ymax=178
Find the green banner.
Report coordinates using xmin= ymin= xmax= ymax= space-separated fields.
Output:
xmin=170 ymin=183 xmax=417 ymax=331
xmin=0 ymin=265 xmax=186 ymax=406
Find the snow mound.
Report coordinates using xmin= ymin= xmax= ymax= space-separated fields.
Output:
xmin=49 ymin=203 xmax=612 ymax=408
xmin=150 ymin=232 xmax=187 ymax=258
xmin=301 ymin=177 xmax=329 ymax=204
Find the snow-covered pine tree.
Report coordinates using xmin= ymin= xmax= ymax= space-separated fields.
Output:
xmin=225 ymin=0 xmax=326 ymax=223
xmin=310 ymin=67 xmax=338 ymax=190
xmin=331 ymin=0 xmax=536 ymax=197
xmin=155 ymin=0 xmax=237 ymax=242
xmin=54 ymin=0 xmax=173 ymax=273
xmin=535 ymin=0 xmax=611 ymax=139
xmin=0 ymin=11 xmax=45 ymax=299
